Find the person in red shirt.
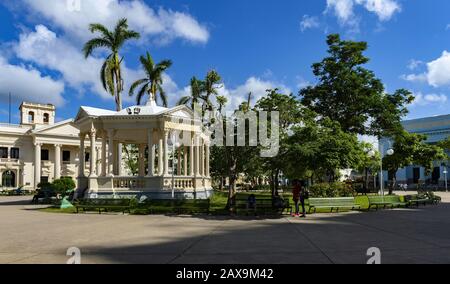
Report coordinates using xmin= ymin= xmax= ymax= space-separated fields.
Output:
xmin=292 ymin=180 xmax=306 ymax=217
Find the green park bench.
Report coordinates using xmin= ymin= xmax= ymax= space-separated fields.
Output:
xmin=424 ymin=191 xmax=441 ymax=205
xmin=74 ymin=198 xmax=132 ymax=214
xmin=404 ymin=194 xmax=433 ymax=207
xmin=367 ymin=195 xmax=407 ymax=210
xmin=135 ymin=199 xmax=210 ymax=215
xmin=235 ymin=197 xmax=288 ymax=215
xmin=308 ymin=197 xmax=361 ymax=213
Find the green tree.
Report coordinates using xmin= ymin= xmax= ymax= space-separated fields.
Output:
xmin=202 ymin=70 xmax=222 ymax=114
xmin=301 ymin=34 xmax=413 ymax=136
xmin=129 ymin=52 xmax=173 ymax=106
xmin=383 ymin=130 xmax=447 ymax=192
xmin=83 ymin=18 xmax=140 ymax=111
xmin=255 ymin=89 xmax=303 ymax=196
xmin=287 ymin=117 xmax=367 ymax=183
xmin=177 ymin=77 xmax=204 ymax=110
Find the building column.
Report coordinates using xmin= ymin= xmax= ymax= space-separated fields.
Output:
xmin=190 ymin=136 xmax=195 ymax=177
xmin=107 ymin=130 xmax=114 ymax=176
xmin=54 ymin=144 xmax=61 ymax=180
xmin=177 ymin=147 xmax=182 ymax=176
xmin=117 ymin=143 xmax=123 ymax=176
xmin=34 ymin=143 xmax=42 ymax=188
xmin=138 ymin=144 xmax=146 ymax=177
xmin=164 ymin=130 xmax=169 ymax=176
xmin=199 ymin=141 xmax=204 ymax=177
xmin=158 ymin=132 xmax=164 ymax=176
xmin=101 ymin=133 xmax=107 ymax=177
xmin=148 ymin=129 xmax=155 ymax=177
xmin=184 ymin=146 xmax=188 ymax=176
xmin=96 ymin=146 xmax=102 ymax=176
xmin=89 ymin=129 xmax=97 ymax=177
xmin=195 ymin=135 xmax=200 ymax=176
xmin=205 ymin=143 xmax=210 ymax=177
xmin=79 ymin=133 xmax=86 ymax=177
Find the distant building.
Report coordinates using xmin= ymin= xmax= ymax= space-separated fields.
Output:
xmin=0 ymin=102 xmax=86 ymax=190
xmin=380 ymin=114 xmax=450 ymax=188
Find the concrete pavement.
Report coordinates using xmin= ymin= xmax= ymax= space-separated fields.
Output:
xmin=1 ymin=192 xmax=450 ymax=264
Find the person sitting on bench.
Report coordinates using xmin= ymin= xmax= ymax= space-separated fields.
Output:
xmin=247 ymin=194 xmax=257 ymax=212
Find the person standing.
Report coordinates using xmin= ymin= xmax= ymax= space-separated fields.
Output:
xmin=292 ymin=180 xmax=306 ymax=217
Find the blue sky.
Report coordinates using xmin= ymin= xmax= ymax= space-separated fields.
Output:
xmin=0 ymin=0 xmax=450 ymax=124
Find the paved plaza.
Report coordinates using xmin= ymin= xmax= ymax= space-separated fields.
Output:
xmin=1 ymin=193 xmax=450 ymax=264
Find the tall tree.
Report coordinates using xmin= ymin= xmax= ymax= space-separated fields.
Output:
xmin=83 ymin=18 xmax=140 ymax=111
xmin=177 ymin=77 xmax=204 ymax=110
xmin=383 ymin=130 xmax=447 ymax=193
xmin=129 ymin=52 xmax=173 ymax=106
xmin=301 ymin=34 xmax=413 ymax=136
xmin=202 ymin=70 xmax=222 ymax=114
xmin=255 ymin=89 xmax=303 ymax=196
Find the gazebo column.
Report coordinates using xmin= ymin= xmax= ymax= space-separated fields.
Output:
xmin=96 ymin=146 xmax=101 ymax=176
xmin=158 ymin=133 xmax=164 ymax=176
xmin=54 ymin=144 xmax=61 ymax=180
xmin=195 ymin=135 xmax=200 ymax=177
xmin=34 ymin=142 xmax=42 ymax=188
xmin=101 ymin=134 xmax=107 ymax=176
xmin=138 ymin=144 xmax=146 ymax=177
xmin=79 ymin=133 xmax=86 ymax=177
xmin=205 ymin=143 xmax=210 ymax=177
xmin=200 ymin=141 xmax=204 ymax=177
xmin=177 ymin=147 xmax=182 ymax=176
xmin=89 ymin=129 xmax=97 ymax=177
xmin=190 ymin=137 xmax=194 ymax=177
xmin=147 ymin=129 xmax=155 ymax=177
xmin=164 ymin=130 xmax=169 ymax=176
xmin=184 ymin=146 xmax=188 ymax=176
xmin=107 ymin=130 xmax=114 ymax=176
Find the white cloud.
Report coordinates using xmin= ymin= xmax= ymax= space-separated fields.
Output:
xmin=14 ymin=25 xmax=146 ymax=103
xmin=400 ymin=73 xmax=427 ymax=83
xmin=0 ymin=56 xmax=65 ymax=106
xmin=300 ymin=15 xmax=320 ymax=32
xmin=326 ymin=0 xmax=400 ymax=29
xmin=405 ymin=51 xmax=450 ymax=88
xmin=411 ymin=92 xmax=448 ymax=106
xmin=426 ymin=51 xmax=450 ymax=87
xmin=355 ymin=0 xmax=401 ymax=21
xmin=407 ymin=59 xmax=423 ymax=71
xmin=219 ymin=77 xmax=292 ymax=112
xmin=20 ymin=0 xmax=209 ymax=44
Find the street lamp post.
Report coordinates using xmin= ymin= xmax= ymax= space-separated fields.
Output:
xmin=443 ymin=164 xmax=448 ymax=192
xmin=369 ymin=143 xmax=394 ymax=202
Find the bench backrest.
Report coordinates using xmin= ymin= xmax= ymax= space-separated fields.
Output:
xmin=78 ymin=198 xmax=131 ymax=206
xmin=309 ymin=197 xmax=356 ymax=207
xmin=368 ymin=195 xmax=401 ymax=203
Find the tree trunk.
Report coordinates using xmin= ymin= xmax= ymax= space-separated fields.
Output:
xmin=226 ymin=175 xmax=236 ymax=211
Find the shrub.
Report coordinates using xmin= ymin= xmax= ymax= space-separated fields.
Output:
xmin=52 ymin=178 xmax=76 ymax=196
xmin=309 ymin=182 xmax=355 ymax=198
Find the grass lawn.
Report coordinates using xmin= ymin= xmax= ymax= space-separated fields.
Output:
xmin=38 ymin=191 xmax=392 ymax=215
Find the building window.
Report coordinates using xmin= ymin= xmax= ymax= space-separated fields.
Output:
xmin=0 ymin=147 xmax=7 ymax=159
xmin=41 ymin=149 xmax=49 ymax=161
xmin=63 ymin=151 xmax=71 ymax=163
xmin=432 ymin=167 xmax=440 ymax=184
xmin=10 ymin=148 xmax=19 ymax=159
xmin=85 ymin=152 xmax=90 ymax=162
xmin=28 ymin=111 xmax=35 ymax=123
xmin=43 ymin=113 xmax=50 ymax=124
xmin=40 ymin=176 xmax=49 ymax=184
xmin=413 ymin=168 xmax=420 ymax=184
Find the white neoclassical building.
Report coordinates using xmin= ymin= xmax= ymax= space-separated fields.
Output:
xmin=0 ymin=100 xmax=212 ymax=199
xmin=74 ymin=99 xmax=212 ymax=199
xmin=0 ymin=102 xmax=94 ymax=190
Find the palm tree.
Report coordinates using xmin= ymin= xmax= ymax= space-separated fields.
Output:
xmin=83 ymin=18 xmax=140 ymax=111
xmin=177 ymin=77 xmax=204 ymax=110
xmin=129 ymin=52 xmax=173 ymax=106
xmin=202 ymin=70 xmax=222 ymax=113
xmin=216 ymin=95 xmax=228 ymax=113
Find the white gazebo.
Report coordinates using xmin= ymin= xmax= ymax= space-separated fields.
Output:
xmin=73 ymin=99 xmax=212 ymax=199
